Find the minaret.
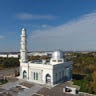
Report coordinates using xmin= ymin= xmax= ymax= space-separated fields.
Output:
xmin=20 ymin=28 xmax=27 ymax=63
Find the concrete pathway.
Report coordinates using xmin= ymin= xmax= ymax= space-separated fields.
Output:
xmin=17 ymin=84 xmax=43 ymax=96
xmin=0 ymin=80 xmax=43 ymax=96
xmin=0 ymin=80 xmax=23 ymax=90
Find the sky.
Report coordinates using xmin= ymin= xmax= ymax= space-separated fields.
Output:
xmin=1 ymin=0 xmax=96 ymax=52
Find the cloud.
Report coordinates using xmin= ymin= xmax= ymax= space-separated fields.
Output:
xmin=29 ymin=11 xmax=96 ymax=51
xmin=31 ymin=24 xmax=52 ymax=29
xmin=16 ymin=13 xmax=56 ymax=20
xmin=0 ymin=35 xmax=5 ymax=39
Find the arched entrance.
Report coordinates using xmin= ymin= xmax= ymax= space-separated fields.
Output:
xmin=46 ymin=74 xmax=51 ymax=84
xmin=23 ymin=70 xmax=27 ymax=79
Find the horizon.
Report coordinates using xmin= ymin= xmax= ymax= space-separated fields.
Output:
xmin=1 ymin=50 xmax=96 ymax=53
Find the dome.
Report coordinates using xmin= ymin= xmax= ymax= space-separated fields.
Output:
xmin=52 ymin=50 xmax=64 ymax=59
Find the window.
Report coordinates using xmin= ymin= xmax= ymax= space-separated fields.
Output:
xmin=23 ymin=70 xmax=27 ymax=79
xmin=52 ymin=60 xmax=56 ymax=62
xmin=63 ymin=70 xmax=65 ymax=77
xmin=62 ymin=71 xmax=64 ymax=78
xmin=55 ymin=73 xmax=57 ymax=77
xmin=58 ymin=60 xmax=62 ymax=62
xmin=55 ymin=73 xmax=57 ymax=82
xmin=34 ymin=72 xmax=35 ymax=80
xmin=36 ymin=72 xmax=38 ymax=80
xmin=33 ymin=72 xmax=38 ymax=80
xmin=59 ymin=72 xmax=61 ymax=80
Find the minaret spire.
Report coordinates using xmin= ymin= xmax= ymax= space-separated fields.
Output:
xmin=20 ymin=28 xmax=27 ymax=63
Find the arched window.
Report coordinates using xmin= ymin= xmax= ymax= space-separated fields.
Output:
xmin=23 ymin=70 xmax=27 ymax=79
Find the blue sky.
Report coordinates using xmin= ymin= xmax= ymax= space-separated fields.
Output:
xmin=1 ymin=0 xmax=96 ymax=51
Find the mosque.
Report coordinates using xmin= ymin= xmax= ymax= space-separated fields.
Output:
xmin=19 ymin=28 xmax=72 ymax=86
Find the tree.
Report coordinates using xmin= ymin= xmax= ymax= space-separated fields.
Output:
xmin=3 ymin=58 xmax=19 ymax=68
xmin=92 ymin=71 xmax=96 ymax=93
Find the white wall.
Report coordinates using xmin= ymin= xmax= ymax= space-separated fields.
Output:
xmin=53 ymin=61 xmax=72 ymax=84
xmin=20 ymin=61 xmax=72 ymax=85
xmin=20 ymin=63 xmax=28 ymax=79
xmin=27 ymin=62 xmax=53 ymax=85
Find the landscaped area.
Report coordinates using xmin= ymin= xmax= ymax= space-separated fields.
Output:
xmin=0 ymin=79 xmax=8 ymax=85
xmin=67 ymin=52 xmax=96 ymax=94
xmin=73 ymin=78 xmax=93 ymax=94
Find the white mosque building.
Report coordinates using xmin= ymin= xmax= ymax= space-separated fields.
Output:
xmin=19 ymin=28 xmax=72 ymax=86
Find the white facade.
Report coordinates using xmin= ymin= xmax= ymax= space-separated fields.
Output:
xmin=19 ymin=28 xmax=72 ymax=86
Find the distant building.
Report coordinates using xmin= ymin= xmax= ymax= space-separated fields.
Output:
xmin=28 ymin=51 xmax=52 ymax=57
xmin=19 ymin=28 xmax=73 ymax=86
xmin=0 ymin=54 xmax=19 ymax=58
xmin=0 ymin=54 xmax=7 ymax=58
xmin=28 ymin=52 xmax=48 ymax=56
xmin=8 ymin=54 xmax=19 ymax=58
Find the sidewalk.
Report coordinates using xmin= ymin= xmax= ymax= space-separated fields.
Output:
xmin=17 ymin=84 xmax=43 ymax=96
